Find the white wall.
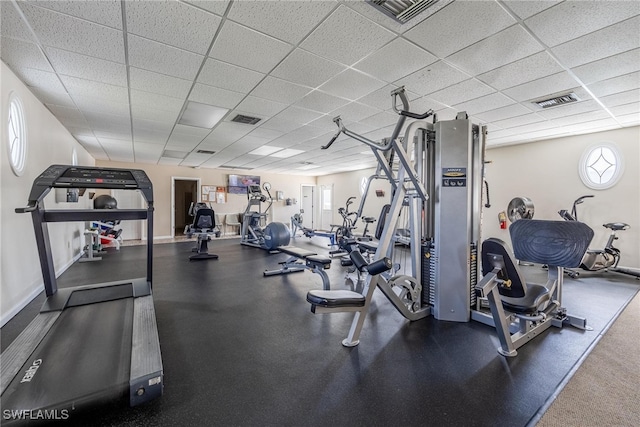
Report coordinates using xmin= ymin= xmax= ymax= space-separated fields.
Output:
xmin=1 ymin=62 xmax=94 ymax=326
xmin=483 ymin=126 xmax=639 ymax=269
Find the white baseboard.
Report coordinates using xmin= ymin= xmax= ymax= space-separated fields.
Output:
xmin=0 ymin=251 xmax=83 ymax=328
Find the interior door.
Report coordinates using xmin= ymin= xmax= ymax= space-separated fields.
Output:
xmin=320 ymin=184 xmax=333 ymax=231
xmin=301 ymin=185 xmax=315 ymax=229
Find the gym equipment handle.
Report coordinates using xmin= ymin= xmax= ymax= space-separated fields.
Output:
xmin=16 ymin=203 xmax=37 ymax=213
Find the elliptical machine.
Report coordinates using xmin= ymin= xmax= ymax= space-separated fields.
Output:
xmin=559 ymin=195 xmax=638 ymax=278
xmin=241 ymin=182 xmax=290 ymax=251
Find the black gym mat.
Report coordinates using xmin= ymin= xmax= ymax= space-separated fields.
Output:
xmin=2 ymin=238 xmax=638 ymax=426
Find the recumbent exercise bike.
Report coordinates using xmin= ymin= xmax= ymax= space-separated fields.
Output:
xmin=184 ymin=202 xmax=220 ymax=261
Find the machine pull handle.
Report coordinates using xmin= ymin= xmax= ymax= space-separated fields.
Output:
xmin=15 ymin=203 xmax=37 ymax=213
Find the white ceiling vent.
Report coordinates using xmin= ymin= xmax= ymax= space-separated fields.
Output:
xmin=162 ymin=150 xmax=188 ymax=159
xmin=532 ymin=92 xmax=580 ymax=109
xmin=368 ymin=0 xmax=441 ymax=23
xmin=231 ymin=114 xmax=261 ymax=125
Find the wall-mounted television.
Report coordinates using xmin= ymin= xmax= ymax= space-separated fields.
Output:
xmin=228 ymin=174 xmax=260 ymax=195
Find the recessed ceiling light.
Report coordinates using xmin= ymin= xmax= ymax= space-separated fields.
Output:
xmin=270 ymin=148 xmax=305 ymax=158
xmin=249 ymin=145 xmax=283 ymax=156
xmin=178 ymin=101 xmax=228 ymax=129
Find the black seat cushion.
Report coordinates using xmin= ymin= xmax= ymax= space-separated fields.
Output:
xmin=500 ymin=283 xmax=550 ymax=315
xmin=307 ymin=290 xmax=365 ymax=308
xmin=306 ymin=255 xmax=331 ymax=267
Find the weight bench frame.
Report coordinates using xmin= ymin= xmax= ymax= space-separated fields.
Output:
xmin=264 ymin=245 xmax=332 ymax=290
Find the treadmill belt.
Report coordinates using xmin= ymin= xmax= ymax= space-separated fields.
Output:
xmin=1 ymin=298 xmax=134 ymax=413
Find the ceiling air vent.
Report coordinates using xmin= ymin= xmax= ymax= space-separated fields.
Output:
xmin=196 ymin=149 xmax=216 ymax=155
xmin=162 ymin=150 xmax=187 ymax=159
xmin=533 ymin=92 xmax=580 ymax=109
xmin=231 ymin=114 xmax=261 ymax=125
xmin=368 ymin=0 xmax=441 ymax=23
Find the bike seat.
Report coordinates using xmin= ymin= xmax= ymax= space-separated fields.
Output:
xmin=603 ymin=222 xmax=629 ymax=231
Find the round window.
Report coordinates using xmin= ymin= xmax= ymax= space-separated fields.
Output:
xmin=578 ymin=143 xmax=623 ymax=190
xmin=7 ymin=92 xmax=27 ymax=176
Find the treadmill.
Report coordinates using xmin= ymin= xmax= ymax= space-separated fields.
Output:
xmin=1 ymin=165 xmax=163 ymax=420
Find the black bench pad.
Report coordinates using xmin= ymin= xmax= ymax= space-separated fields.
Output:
xmin=279 ymin=245 xmax=317 ymax=258
xmin=306 ymin=255 xmax=331 ymax=267
xmin=307 ymin=290 xmax=365 ymax=308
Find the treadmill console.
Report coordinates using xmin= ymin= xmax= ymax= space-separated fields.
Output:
xmin=29 ymin=165 xmax=153 ymax=203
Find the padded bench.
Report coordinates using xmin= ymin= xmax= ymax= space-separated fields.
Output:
xmin=264 ymin=245 xmax=332 ymax=290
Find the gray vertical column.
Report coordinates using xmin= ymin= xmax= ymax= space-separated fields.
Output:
xmin=432 ymin=118 xmax=474 ymax=322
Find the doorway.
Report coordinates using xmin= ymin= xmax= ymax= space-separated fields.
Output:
xmin=300 ymin=185 xmax=315 ymax=230
xmin=172 ymin=177 xmax=200 ymax=237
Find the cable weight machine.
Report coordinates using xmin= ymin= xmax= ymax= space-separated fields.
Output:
xmin=307 ymin=87 xmax=487 ymax=346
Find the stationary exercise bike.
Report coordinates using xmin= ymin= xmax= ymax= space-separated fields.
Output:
xmin=184 ymin=201 xmax=220 ymax=261
xmin=240 ymin=182 xmax=290 ymax=251
xmin=558 ymin=195 xmax=636 ymax=278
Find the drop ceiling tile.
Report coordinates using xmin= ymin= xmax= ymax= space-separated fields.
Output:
xmin=130 ymin=89 xmax=185 ymax=114
xmin=53 ymin=111 xmax=91 ymax=129
xmin=502 ymin=72 xmax=580 ymax=102
xmin=16 ymin=68 xmax=66 ymax=92
xmin=397 ymin=61 xmax=469 ymax=96
xmin=572 ymin=49 xmax=640 ymax=85
xmin=599 ymin=89 xmax=640 ymax=108
xmin=353 ymin=38 xmax=437 ymax=84
xmin=19 ymin=2 xmax=124 ymax=63
xmin=46 ymin=46 xmax=127 ymax=87
xmin=60 ymin=75 xmax=129 ymax=103
xmin=294 ymin=90 xmax=350 ymax=113
xmin=85 ymin=111 xmax=129 ymax=130
xmin=131 ymin=103 xmax=180 ymax=123
xmin=477 ymin=51 xmax=564 ymax=91
xmin=271 ymin=49 xmax=346 ymax=88
xmin=133 ymin=126 xmax=172 ymax=145
xmin=234 ymin=96 xmax=288 ymax=118
xmin=26 ymin=0 xmax=123 ymax=29
xmin=93 ymin=129 xmax=131 ymax=140
xmin=189 ymin=83 xmax=244 ymax=110
xmin=588 ymin=71 xmax=640 ymax=98
xmin=609 ymin=102 xmax=639 ymax=117
xmin=247 ymin=127 xmax=284 ymax=141
xmin=184 ymin=0 xmax=230 ymax=17
xmin=250 ymin=77 xmax=312 ymax=104
xmin=551 ymin=116 xmax=618 ymax=132
xmin=1 ymin=1 xmax=36 ymax=42
xmin=453 ymin=93 xmax=516 ymax=115
xmin=447 ymin=25 xmax=544 ymax=75
xmin=129 ymin=67 xmax=192 ymax=99
xmin=492 ymin=113 xmax=546 ymax=129
xmin=158 ymin=157 xmax=183 ymax=165
xmin=227 ymin=1 xmax=336 ymax=45
xmin=73 ymin=95 xmax=129 ymax=116
xmin=126 ymin=0 xmax=221 ymax=54
xmin=404 ymin=1 xmax=515 ymax=57
xmin=272 ymin=106 xmax=324 ymax=126
xmin=46 ymin=104 xmax=84 ymax=121
xmin=134 ymin=142 xmax=164 ymax=156
xmin=29 ymin=87 xmax=75 ymax=107
xmin=210 ymin=21 xmax=292 ymax=73
xmin=0 ymin=37 xmax=51 ymax=72
xmin=428 ymin=79 xmax=494 ymax=106
xmin=128 ymin=35 xmax=203 ymax=81
xmin=301 ymin=5 xmax=396 ymax=66
xmin=525 ymin=1 xmax=639 ymax=47
xmin=259 ymin=116 xmax=303 ymax=133
xmin=198 ymin=58 xmax=265 ymax=93
xmin=617 ymin=112 xmax=640 ymax=125
xmin=320 ymin=69 xmax=387 ymax=101
xmin=502 ymin=0 xmax=561 ymax=20
xmin=475 ymin=103 xmax=537 ymax=122
xmin=536 ymin=100 xmax=601 ymax=120
xmin=329 ymin=101 xmax=382 ymax=122
xmin=551 ymin=16 xmax=640 ymax=68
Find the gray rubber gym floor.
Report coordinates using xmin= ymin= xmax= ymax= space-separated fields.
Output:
xmin=2 ymin=237 xmax=638 ymax=426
